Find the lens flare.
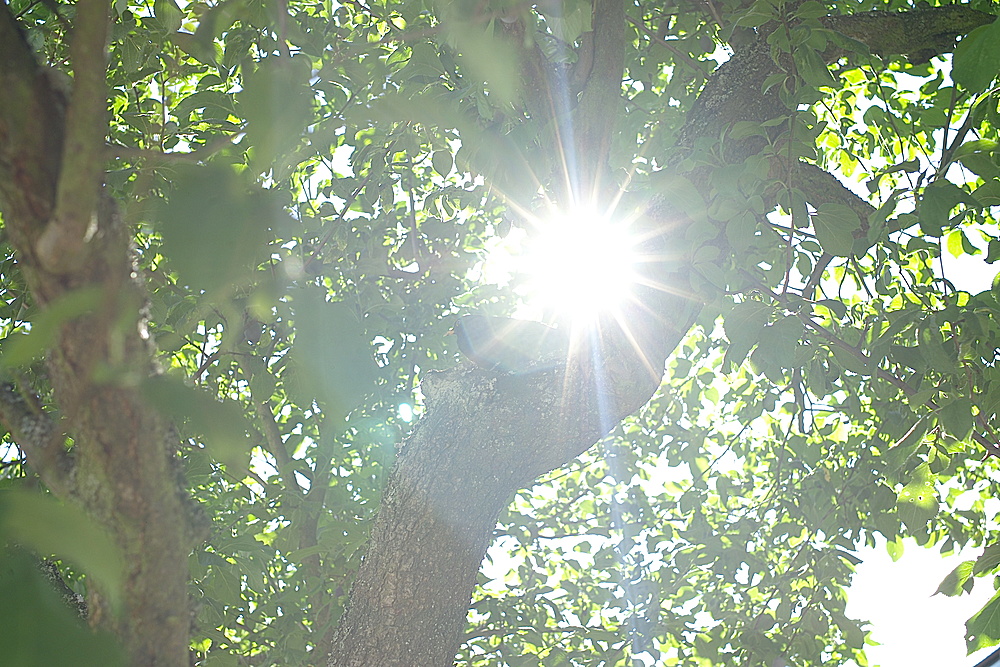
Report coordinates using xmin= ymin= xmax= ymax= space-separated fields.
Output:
xmin=520 ymin=210 xmax=639 ymax=325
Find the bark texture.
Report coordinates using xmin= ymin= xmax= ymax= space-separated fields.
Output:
xmin=0 ymin=7 xmax=195 ymax=666
xmin=330 ymin=284 xmax=696 ymax=666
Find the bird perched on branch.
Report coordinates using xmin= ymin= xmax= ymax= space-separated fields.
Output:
xmin=452 ymin=314 xmax=570 ymax=374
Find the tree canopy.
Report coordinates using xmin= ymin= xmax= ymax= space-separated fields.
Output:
xmin=2 ymin=0 xmax=1000 ymax=665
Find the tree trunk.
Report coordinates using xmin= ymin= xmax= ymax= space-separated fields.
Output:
xmin=328 ymin=4 xmax=995 ymax=666
xmin=329 ymin=287 xmax=697 ymax=665
xmin=0 ymin=8 xmax=196 ymax=666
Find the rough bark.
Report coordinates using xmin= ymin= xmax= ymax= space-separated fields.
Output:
xmin=0 ymin=7 xmax=195 ymax=666
xmin=330 ymin=282 xmax=696 ymax=666
xmin=329 ymin=3 xmax=995 ymax=666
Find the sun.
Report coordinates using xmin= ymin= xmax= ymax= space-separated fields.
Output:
xmin=518 ymin=209 xmax=640 ymax=325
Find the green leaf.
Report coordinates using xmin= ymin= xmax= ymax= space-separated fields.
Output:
xmin=649 ymin=173 xmax=708 ymax=221
xmin=0 ymin=287 xmax=103 ymax=368
xmin=967 ymin=590 xmax=1000 ymax=653
xmin=813 ymin=203 xmax=861 ymax=257
xmin=170 ymin=32 xmax=219 ymax=66
xmin=953 ymin=18 xmax=1000 ymax=94
xmin=939 ymin=397 xmax=974 ymax=441
xmin=896 ymin=463 xmax=938 ymax=531
xmin=0 ymin=490 xmax=124 ymax=610
xmin=974 ymin=543 xmax=1000 ymax=576
xmin=239 ymin=56 xmax=314 ymax=171
xmin=992 ymin=270 xmax=1000 ymax=302
xmin=726 ymin=211 xmax=757 ymax=248
xmin=155 ymin=164 xmax=276 ymax=292
xmin=973 ymin=179 xmax=1000 ymax=206
xmin=961 ymin=152 xmax=1000 ymax=181
xmin=447 ymin=24 xmax=521 ymax=106
xmin=795 ymin=47 xmax=836 ymax=88
xmin=945 ymin=228 xmax=977 ymax=258
xmin=194 ymin=0 xmax=247 ymax=43
xmin=815 ymin=299 xmax=847 ymax=319
xmin=287 ymin=289 xmax=378 ymax=423
xmin=173 ymin=90 xmax=236 ymax=123
xmin=541 ymin=0 xmax=592 ymax=42
xmin=885 ymin=159 xmax=920 ymax=175
xmin=153 ymin=0 xmax=182 ymax=33
xmin=954 ymin=138 xmax=999 ymax=160
xmin=989 ymin=239 xmax=1000 ymax=264
xmin=830 ymin=345 xmax=875 ymax=376
xmin=729 ymin=121 xmax=768 ymax=141
xmin=886 ymin=536 xmax=904 ymax=562
xmin=736 ymin=5 xmax=776 ymax=27
xmin=750 ymin=316 xmax=804 ymax=380
xmin=723 ymin=301 xmax=772 ymax=370
xmin=918 ymin=180 xmax=981 ymax=237
xmin=793 ymin=1 xmax=827 ymax=20
xmin=431 ymin=150 xmax=453 ymax=178
xmin=0 ymin=550 xmax=124 ymax=666
xmin=935 ymin=560 xmax=975 ymax=597
xmin=142 ymin=374 xmax=252 ymax=473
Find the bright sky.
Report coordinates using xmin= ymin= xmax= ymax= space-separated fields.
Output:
xmin=848 ymin=538 xmax=997 ymax=667
xmin=941 ymin=227 xmax=999 ymax=293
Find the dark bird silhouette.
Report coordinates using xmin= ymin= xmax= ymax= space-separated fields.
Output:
xmin=452 ymin=314 xmax=570 ymax=374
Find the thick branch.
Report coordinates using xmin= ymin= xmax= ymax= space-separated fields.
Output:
xmin=333 ymin=5 xmax=996 ymax=666
xmin=822 ymin=6 xmax=994 ymax=63
xmin=0 ymin=5 xmax=62 ymax=243
xmin=37 ymin=0 xmax=110 ymax=273
xmin=794 ymin=162 xmax=876 ymax=222
xmin=0 ymin=384 xmax=75 ymax=498
xmin=786 ymin=162 xmax=876 ymax=298
xmin=330 ymin=285 xmax=697 ymax=666
xmin=498 ymin=0 xmax=627 ymax=205
xmin=675 ymin=5 xmax=995 ymax=158
xmin=571 ymin=0 xmax=625 ymax=199
xmin=42 ymin=197 xmax=195 ymax=666
xmin=0 ymin=12 xmax=194 ymax=664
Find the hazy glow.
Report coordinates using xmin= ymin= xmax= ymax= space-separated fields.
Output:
xmin=520 ymin=210 xmax=639 ymax=324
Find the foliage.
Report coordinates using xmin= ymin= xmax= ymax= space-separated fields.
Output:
xmin=2 ymin=0 xmax=1000 ymax=665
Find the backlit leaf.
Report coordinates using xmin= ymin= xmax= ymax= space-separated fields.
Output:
xmin=813 ymin=203 xmax=861 ymax=256
xmin=953 ymin=18 xmax=1000 ymax=93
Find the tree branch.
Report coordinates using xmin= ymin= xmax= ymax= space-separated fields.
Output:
xmin=0 ymin=6 xmax=63 ymax=242
xmin=0 ymin=11 xmax=196 ymax=655
xmin=36 ymin=0 xmax=109 ymax=274
xmin=571 ymin=0 xmax=625 ymax=200
xmin=330 ymin=284 xmax=695 ymax=666
xmin=0 ymin=383 xmax=75 ymax=498
xmin=821 ymin=6 xmax=995 ymax=63
xmin=237 ymin=355 xmax=303 ymax=492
